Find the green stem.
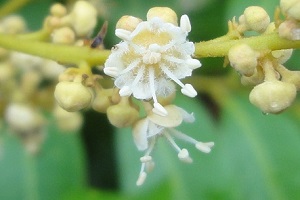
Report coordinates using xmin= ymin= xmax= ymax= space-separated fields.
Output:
xmin=195 ymin=33 xmax=300 ymax=58
xmin=0 ymin=33 xmax=111 ymax=66
xmin=0 ymin=0 xmax=32 ymax=18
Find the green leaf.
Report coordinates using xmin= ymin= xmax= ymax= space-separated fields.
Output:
xmin=0 ymin=117 xmax=86 ymax=200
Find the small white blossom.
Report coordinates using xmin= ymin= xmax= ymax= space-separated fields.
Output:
xmin=104 ymin=9 xmax=201 ymax=116
xmin=132 ymin=105 xmax=214 ymax=186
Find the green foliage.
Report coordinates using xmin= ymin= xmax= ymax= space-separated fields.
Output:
xmin=0 ymin=0 xmax=300 ymax=199
xmin=0 ymin=118 xmax=86 ymax=200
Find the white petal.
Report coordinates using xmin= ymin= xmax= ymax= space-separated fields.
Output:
xmin=180 ymin=15 xmax=191 ymax=32
xmin=181 ymin=84 xmax=197 ymax=97
xmin=115 ymin=29 xmax=132 ymax=41
xmin=132 ymin=119 xmax=149 ymax=151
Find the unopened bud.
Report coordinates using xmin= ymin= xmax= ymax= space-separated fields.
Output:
xmin=52 ymin=27 xmax=75 ymax=44
xmin=53 ymin=105 xmax=83 ymax=132
xmin=280 ymin=0 xmax=300 ymax=20
xmin=1 ymin=15 xmax=27 ymax=34
xmin=50 ymin=3 xmax=67 ymax=17
xmin=54 ymin=81 xmax=93 ymax=112
xmin=228 ymin=44 xmax=258 ymax=76
xmin=92 ymin=87 xmax=114 ymax=113
xmin=147 ymin=7 xmax=178 ymax=25
xmin=240 ymin=66 xmax=264 ymax=86
xmin=249 ymin=80 xmax=297 ymax=113
xmin=69 ymin=1 xmax=97 ymax=36
xmin=116 ymin=15 xmax=142 ymax=32
xmin=239 ymin=6 xmax=270 ymax=33
xmin=278 ymin=19 xmax=300 ymax=40
xmin=107 ymin=97 xmax=139 ymax=128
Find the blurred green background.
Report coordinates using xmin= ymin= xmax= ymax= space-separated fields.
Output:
xmin=0 ymin=0 xmax=300 ymax=199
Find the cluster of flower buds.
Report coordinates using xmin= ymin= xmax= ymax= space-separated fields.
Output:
xmin=227 ymin=5 xmax=299 ymax=114
xmin=278 ymin=0 xmax=300 ymax=40
xmin=45 ymin=1 xmax=98 ymax=41
xmin=0 ymin=0 xmax=102 ymax=153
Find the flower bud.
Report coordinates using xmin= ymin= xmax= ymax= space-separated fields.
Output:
xmin=54 ymin=80 xmax=93 ymax=112
xmin=0 ymin=15 xmax=27 ymax=34
xmin=228 ymin=44 xmax=258 ymax=76
xmin=50 ymin=3 xmax=67 ymax=17
xmin=239 ymin=6 xmax=270 ymax=33
xmin=116 ymin=15 xmax=142 ymax=32
xmin=10 ymin=52 xmax=44 ymax=71
xmin=53 ymin=105 xmax=83 ymax=132
xmin=92 ymin=87 xmax=114 ymax=113
xmin=107 ymin=97 xmax=139 ymax=128
xmin=40 ymin=60 xmax=65 ymax=80
xmin=280 ymin=0 xmax=300 ymax=20
xmin=147 ymin=7 xmax=178 ymax=25
xmin=249 ymin=80 xmax=297 ymax=113
xmin=278 ymin=19 xmax=300 ymax=40
xmin=52 ymin=27 xmax=75 ymax=44
xmin=5 ymin=103 xmax=45 ymax=132
xmin=240 ymin=66 xmax=264 ymax=86
xmin=68 ymin=1 xmax=97 ymax=36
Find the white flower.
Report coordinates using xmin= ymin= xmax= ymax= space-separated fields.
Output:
xmin=104 ymin=8 xmax=201 ymax=116
xmin=132 ymin=105 xmax=214 ymax=186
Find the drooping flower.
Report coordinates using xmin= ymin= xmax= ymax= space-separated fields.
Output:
xmin=132 ymin=104 xmax=214 ymax=186
xmin=104 ymin=7 xmax=201 ymax=116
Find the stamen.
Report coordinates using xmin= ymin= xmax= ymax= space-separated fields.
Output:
xmin=163 ymin=131 xmax=181 ymax=153
xmin=169 ymin=128 xmax=198 ymax=144
xmin=149 ymin=67 xmax=168 ymax=116
xmin=136 ymin=171 xmax=147 ymax=186
xmin=131 ymin=66 xmax=145 ymax=86
xmin=178 ymin=148 xmax=193 ymax=163
xmin=163 ymin=55 xmax=184 ymax=64
xmin=185 ymin=59 xmax=201 ymax=69
xmin=120 ymin=59 xmax=140 ymax=75
xmin=161 ymin=65 xmax=185 ymax=87
xmin=195 ymin=142 xmax=215 ymax=153
xmin=140 ymin=155 xmax=152 ymax=162
xmin=115 ymin=29 xmax=132 ymax=41
xmin=181 ymin=84 xmax=197 ymax=97
xmin=103 ymin=67 xmax=119 ymax=77
xmin=180 ymin=15 xmax=191 ymax=32
xmin=119 ymin=86 xmax=132 ymax=96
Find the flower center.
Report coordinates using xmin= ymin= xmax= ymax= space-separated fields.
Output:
xmin=142 ymin=43 xmax=162 ymax=65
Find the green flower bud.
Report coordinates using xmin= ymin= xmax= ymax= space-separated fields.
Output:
xmin=107 ymin=97 xmax=139 ymax=128
xmin=249 ymin=80 xmax=297 ymax=113
xmin=228 ymin=44 xmax=258 ymax=76
xmin=54 ymin=80 xmax=93 ymax=112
